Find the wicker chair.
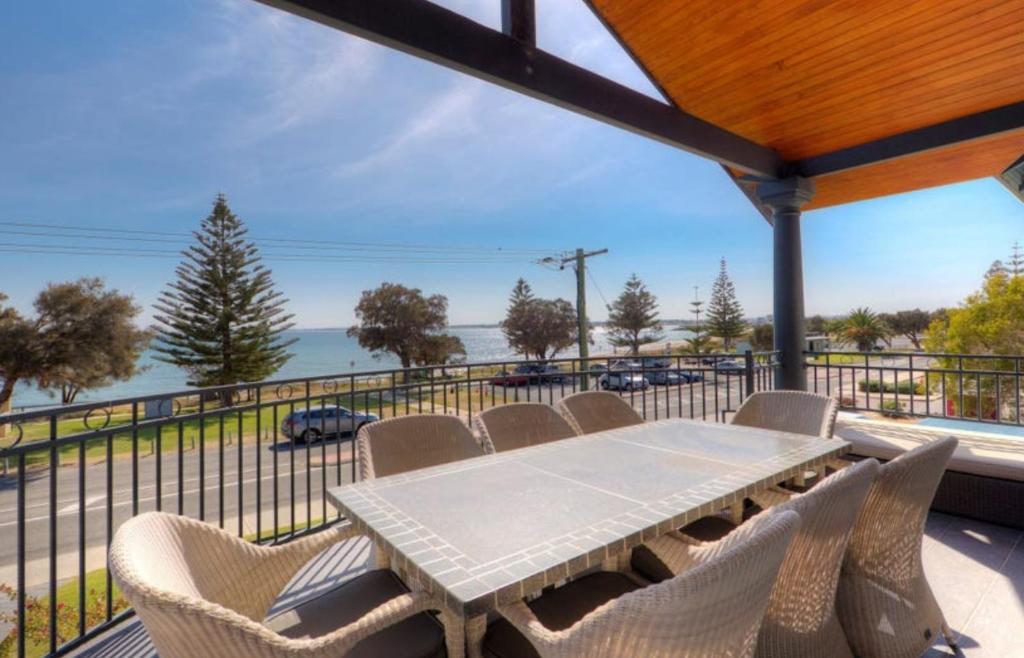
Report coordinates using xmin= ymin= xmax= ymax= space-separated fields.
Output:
xmin=110 ymin=512 xmax=464 ymax=658
xmin=731 ymin=391 xmax=839 ymax=439
xmin=636 ymin=460 xmax=880 ymax=657
xmin=836 ymin=436 xmax=958 ymax=658
xmin=556 ymin=390 xmax=644 ymax=435
xmin=482 ymin=509 xmax=801 ymax=658
xmin=474 ymin=403 xmax=578 ymax=453
xmin=357 ymin=414 xmax=484 ymax=481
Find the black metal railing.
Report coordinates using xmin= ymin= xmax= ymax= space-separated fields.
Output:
xmin=806 ymin=350 xmax=1024 ymax=425
xmin=0 ymin=351 xmax=777 ymax=657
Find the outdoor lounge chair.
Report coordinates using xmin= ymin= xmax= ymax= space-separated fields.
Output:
xmin=556 ymin=390 xmax=644 ymax=435
xmin=633 ymin=459 xmax=880 ymax=658
xmin=481 ymin=509 xmax=801 ymax=658
xmin=474 ymin=402 xmax=578 ymax=453
xmin=109 ymin=512 xmax=464 ymax=658
xmin=836 ymin=436 xmax=959 ymax=658
xmin=356 ymin=414 xmax=484 ymax=480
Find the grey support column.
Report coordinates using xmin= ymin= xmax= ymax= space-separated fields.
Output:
xmin=756 ymin=177 xmax=815 ymax=391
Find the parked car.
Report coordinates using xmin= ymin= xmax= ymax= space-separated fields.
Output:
xmin=281 ymin=406 xmax=379 ymax=443
xmin=644 ymin=370 xmax=705 ymax=385
xmin=715 ymin=360 xmax=746 ymax=375
xmin=609 ymin=359 xmax=643 ymax=371
xmin=538 ymin=364 xmax=565 ymax=383
xmin=644 ymin=370 xmax=683 ymax=386
xmin=600 ymin=372 xmax=650 ymax=391
xmin=589 ymin=363 xmax=609 ymax=374
xmin=490 ymin=364 xmax=536 ymax=386
xmin=641 ymin=356 xmax=671 ymax=369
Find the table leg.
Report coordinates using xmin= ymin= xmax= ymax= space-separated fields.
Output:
xmin=466 ymin=614 xmax=487 ymax=658
xmin=729 ymin=501 xmax=744 ymax=525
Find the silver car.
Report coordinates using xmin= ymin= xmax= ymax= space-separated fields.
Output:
xmin=599 ymin=371 xmax=649 ymax=391
xmin=281 ymin=406 xmax=379 ymax=443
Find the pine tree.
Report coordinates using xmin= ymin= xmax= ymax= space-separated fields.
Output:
xmin=685 ymin=287 xmax=711 ymax=354
xmin=153 ymin=195 xmax=296 ymax=397
xmin=706 ymin=258 xmax=746 ymax=350
xmin=1009 ymin=242 xmax=1023 ymax=276
xmin=986 ymin=260 xmax=1008 ymax=280
xmin=606 ymin=274 xmax=663 ymax=355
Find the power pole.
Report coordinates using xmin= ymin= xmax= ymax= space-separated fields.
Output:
xmin=539 ymin=248 xmax=608 ymax=390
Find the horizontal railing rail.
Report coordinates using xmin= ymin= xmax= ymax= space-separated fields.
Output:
xmin=0 ymin=351 xmax=778 ymax=657
xmin=806 ymin=350 xmax=1024 ymax=425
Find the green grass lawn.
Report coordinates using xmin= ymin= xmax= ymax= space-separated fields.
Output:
xmin=807 ymin=353 xmax=885 ymax=365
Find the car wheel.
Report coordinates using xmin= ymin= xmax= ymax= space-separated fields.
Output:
xmin=300 ymin=429 xmax=321 ymax=444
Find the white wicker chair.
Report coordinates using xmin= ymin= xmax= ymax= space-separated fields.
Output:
xmin=635 ymin=459 xmax=880 ymax=658
xmin=731 ymin=391 xmax=839 ymax=439
xmin=356 ymin=414 xmax=484 ymax=480
xmin=482 ymin=509 xmax=801 ymax=658
xmin=110 ymin=512 xmax=464 ymax=658
xmin=836 ymin=436 xmax=959 ymax=658
xmin=474 ymin=403 xmax=578 ymax=453
xmin=556 ymin=390 xmax=644 ymax=435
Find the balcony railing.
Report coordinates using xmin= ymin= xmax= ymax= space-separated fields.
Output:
xmin=806 ymin=350 xmax=1024 ymax=425
xmin=0 ymin=351 xmax=777 ymax=657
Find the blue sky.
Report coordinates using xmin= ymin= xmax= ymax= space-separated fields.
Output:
xmin=1 ymin=0 xmax=1021 ymax=328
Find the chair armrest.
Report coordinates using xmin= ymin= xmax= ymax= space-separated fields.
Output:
xmin=499 ymin=600 xmax=567 ymax=654
xmin=642 ymin=532 xmax=706 ymax=574
xmin=748 ymin=486 xmax=795 ymax=511
xmin=299 ymin=589 xmax=450 ymax=655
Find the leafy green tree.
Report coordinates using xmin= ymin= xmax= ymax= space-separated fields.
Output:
xmin=33 ymin=278 xmax=151 ymax=404
xmin=837 ymin=307 xmax=889 ymax=352
xmin=986 ymin=260 xmax=1009 ymax=280
xmin=749 ymin=324 xmax=774 ymax=351
xmin=706 ymin=258 xmax=746 ymax=350
xmin=925 ymin=272 xmax=1023 ymax=419
xmin=0 ymin=294 xmax=42 ymax=425
xmin=606 ymin=274 xmax=663 ymax=355
xmin=806 ymin=315 xmax=828 ymax=335
xmin=881 ymin=309 xmax=932 ymax=350
xmin=153 ymin=195 xmax=296 ymax=396
xmin=500 ymin=278 xmax=578 ymax=361
xmin=349 ymin=282 xmax=462 ymax=379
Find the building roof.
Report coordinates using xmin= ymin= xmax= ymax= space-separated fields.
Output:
xmin=589 ymin=0 xmax=1024 ymax=209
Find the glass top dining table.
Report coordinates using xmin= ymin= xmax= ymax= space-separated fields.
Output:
xmin=326 ymin=417 xmax=849 ymax=620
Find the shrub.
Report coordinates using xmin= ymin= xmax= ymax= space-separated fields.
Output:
xmin=881 ymin=400 xmax=905 ymax=418
xmin=857 ymin=379 xmax=925 ymax=395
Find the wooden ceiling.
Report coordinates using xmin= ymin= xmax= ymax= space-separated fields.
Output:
xmin=590 ymin=0 xmax=1024 ymax=209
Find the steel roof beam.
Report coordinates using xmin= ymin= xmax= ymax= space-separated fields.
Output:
xmin=253 ymin=0 xmax=784 ymax=178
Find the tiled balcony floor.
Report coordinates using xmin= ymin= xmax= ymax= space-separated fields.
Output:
xmin=72 ymin=513 xmax=1023 ymax=657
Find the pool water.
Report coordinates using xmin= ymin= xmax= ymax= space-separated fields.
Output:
xmin=917 ymin=417 xmax=1024 ymax=438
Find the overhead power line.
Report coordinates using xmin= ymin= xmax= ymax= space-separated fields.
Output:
xmin=0 ymin=220 xmax=557 ymax=256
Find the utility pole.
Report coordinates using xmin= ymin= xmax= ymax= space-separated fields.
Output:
xmin=539 ymin=247 xmax=608 ymax=390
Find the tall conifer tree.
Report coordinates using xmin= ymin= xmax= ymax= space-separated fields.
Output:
xmin=706 ymin=258 xmax=746 ymax=350
xmin=153 ymin=195 xmax=295 ymax=394
xmin=606 ymin=274 xmax=663 ymax=355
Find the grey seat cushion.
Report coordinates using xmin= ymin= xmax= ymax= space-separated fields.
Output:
xmin=265 ymin=569 xmax=445 ymax=658
xmin=483 ymin=571 xmax=640 ymax=658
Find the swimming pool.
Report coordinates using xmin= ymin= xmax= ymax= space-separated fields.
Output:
xmin=917 ymin=417 xmax=1024 ymax=438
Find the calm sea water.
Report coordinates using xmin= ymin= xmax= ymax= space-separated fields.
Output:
xmin=10 ymin=326 xmax=694 ymax=408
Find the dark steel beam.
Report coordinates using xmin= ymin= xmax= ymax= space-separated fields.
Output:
xmin=998 ymin=154 xmax=1024 ymax=204
xmin=253 ymin=0 xmax=784 ymax=177
xmin=501 ymin=0 xmax=535 ymax=46
xmin=799 ymin=101 xmax=1024 ymax=178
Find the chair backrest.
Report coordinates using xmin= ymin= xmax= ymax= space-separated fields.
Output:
xmin=842 ymin=436 xmax=957 ymax=589
xmin=357 ymin=414 xmax=484 ymax=480
xmin=557 ymin=391 xmax=644 ymax=435
xmin=756 ymin=459 xmax=879 ymax=656
xmin=475 ymin=403 xmax=578 ymax=453
xmin=557 ymin=509 xmax=801 ymax=657
xmin=731 ymin=391 xmax=839 ymax=438
xmin=109 ymin=513 xmax=281 ymax=657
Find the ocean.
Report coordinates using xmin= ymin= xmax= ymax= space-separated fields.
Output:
xmin=10 ymin=325 xmax=696 ymax=409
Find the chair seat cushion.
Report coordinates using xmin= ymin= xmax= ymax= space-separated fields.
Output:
xmin=483 ymin=571 xmax=640 ymax=658
xmin=265 ymin=569 xmax=445 ymax=658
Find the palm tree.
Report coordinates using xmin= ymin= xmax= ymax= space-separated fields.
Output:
xmin=837 ymin=308 xmax=890 ymax=352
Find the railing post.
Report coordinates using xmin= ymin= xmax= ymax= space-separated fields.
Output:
xmin=743 ymin=350 xmax=755 ymax=398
